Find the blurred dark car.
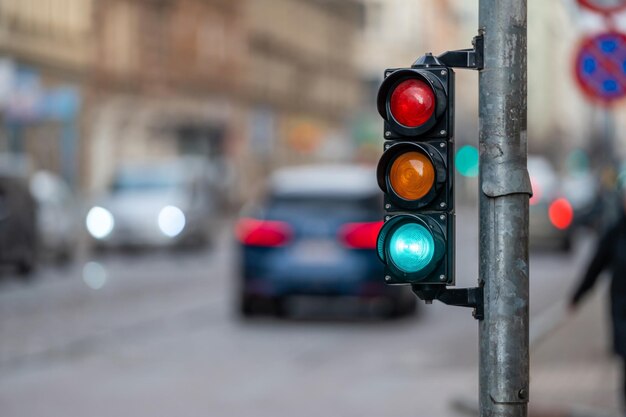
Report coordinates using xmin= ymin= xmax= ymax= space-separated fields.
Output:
xmin=30 ymin=170 xmax=78 ymax=262
xmin=562 ymin=170 xmax=601 ymax=230
xmin=85 ymin=157 xmax=218 ymax=249
xmin=528 ymin=156 xmax=574 ymax=251
xmin=0 ymin=173 xmax=37 ymax=275
xmin=236 ymin=165 xmax=417 ymax=318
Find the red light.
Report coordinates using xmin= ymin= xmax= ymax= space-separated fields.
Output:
xmin=339 ymin=221 xmax=383 ymax=249
xmin=389 ymin=79 xmax=435 ymax=127
xmin=548 ymin=198 xmax=573 ymax=230
xmin=235 ymin=218 xmax=293 ymax=247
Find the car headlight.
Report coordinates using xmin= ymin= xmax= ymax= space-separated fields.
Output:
xmin=158 ymin=205 xmax=186 ymax=237
xmin=86 ymin=206 xmax=115 ymax=239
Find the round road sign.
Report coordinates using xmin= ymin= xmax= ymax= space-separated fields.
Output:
xmin=578 ymin=0 xmax=626 ymax=14
xmin=574 ymin=32 xmax=626 ymax=104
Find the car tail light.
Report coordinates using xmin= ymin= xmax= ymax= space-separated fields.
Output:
xmin=236 ymin=218 xmax=293 ymax=247
xmin=339 ymin=221 xmax=383 ymax=249
xmin=548 ymin=198 xmax=573 ymax=230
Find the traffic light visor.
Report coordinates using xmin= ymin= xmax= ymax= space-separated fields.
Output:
xmin=389 ymin=79 xmax=435 ymax=128
xmin=388 ymin=223 xmax=435 ymax=273
xmin=389 ymin=151 xmax=435 ymax=201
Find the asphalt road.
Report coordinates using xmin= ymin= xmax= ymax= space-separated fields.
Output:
xmin=0 ymin=207 xmax=594 ymax=417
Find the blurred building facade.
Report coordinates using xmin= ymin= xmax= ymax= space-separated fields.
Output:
xmin=4 ymin=0 xmax=625 ymax=196
xmin=357 ymin=0 xmax=476 ymax=79
xmin=0 ymin=0 xmax=364 ymax=200
xmin=0 ymin=0 xmax=92 ymax=183
xmin=90 ymin=0 xmax=246 ymax=193
xmin=357 ymin=0 xmax=626 ymax=173
xmin=242 ymin=0 xmax=363 ymax=173
xmin=88 ymin=0 xmax=365 ymax=198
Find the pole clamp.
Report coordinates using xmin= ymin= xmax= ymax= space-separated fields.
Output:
xmin=412 ymin=285 xmax=484 ymax=320
xmin=436 ymin=35 xmax=484 ymax=70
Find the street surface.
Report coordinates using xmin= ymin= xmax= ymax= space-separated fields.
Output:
xmin=0 ymin=207 xmax=601 ymax=417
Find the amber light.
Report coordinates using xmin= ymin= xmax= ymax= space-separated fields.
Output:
xmin=389 ymin=79 xmax=436 ymax=127
xmin=389 ymin=151 xmax=435 ymax=201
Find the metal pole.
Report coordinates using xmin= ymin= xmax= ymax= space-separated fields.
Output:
xmin=602 ymin=108 xmax=616 ymax=167
xmin=478 ymin=1 xmax=530 ymax=417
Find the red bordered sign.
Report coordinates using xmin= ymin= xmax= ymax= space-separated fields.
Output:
xmin=578 ymin=0 xmax=626 ymax=14
xmin=574 ymin=31 xmax=626 ymax=104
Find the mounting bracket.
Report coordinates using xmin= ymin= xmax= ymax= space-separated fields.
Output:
xmin=412 ymin=284 xmax=484 ymax=320
xmin=436 ymin=35 xmax=484 ymax=70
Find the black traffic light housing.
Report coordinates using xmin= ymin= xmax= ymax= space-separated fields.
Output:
xmin=374 ymin=39 xmax=485 ymax=319
xmin=376 ymin=53 xmax=456 ymax=287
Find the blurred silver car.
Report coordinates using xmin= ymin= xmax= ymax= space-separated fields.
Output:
xmin=86 ymin=158 xmax=218 ymax=249
xmin=529 ymin=156 xmax=573 ymax=251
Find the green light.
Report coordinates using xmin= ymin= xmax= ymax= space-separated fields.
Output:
xmin=566 ymin=149 xmax=589 ymax=174
xmin=456 ymin=145 xmax=479 ymax=177
xmin=388 ymin=223 xmax=435 ymax=273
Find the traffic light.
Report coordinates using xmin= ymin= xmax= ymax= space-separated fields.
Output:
xmin=375 ymin=54 xmax=455 ymax=289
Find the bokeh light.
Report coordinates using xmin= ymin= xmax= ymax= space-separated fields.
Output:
xmin=82 ymin=261 xmax=107 ymax=290
xmin=455 ymin=145 xmax=479 ymax=177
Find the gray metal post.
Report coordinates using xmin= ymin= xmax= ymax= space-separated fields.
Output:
xmin=603 ymin=109 xmax=616 ymax=167
xmin=478 ymin=1 xmax=531 ymax=417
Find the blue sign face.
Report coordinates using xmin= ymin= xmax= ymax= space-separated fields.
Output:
xmin=575 ymin=32 xmax=626 ymax=103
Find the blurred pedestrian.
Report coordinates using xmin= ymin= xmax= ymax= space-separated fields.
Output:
xmin=570 ymin=187 xmax=626 ymax=408
xmin=596 ymin=167 xmax=622 ymax=233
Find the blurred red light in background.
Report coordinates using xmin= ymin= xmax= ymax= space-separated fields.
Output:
xmin=389 ymin=79 xmax=435 ymax=127
xmin=340 ymin=221 xmax=383 ymax=249
xmin=236 ymin=218 xmax=293 ymax=247
xmin=529 ymin=178 xmax=541 ymax=206
xmin=548 ymin=198 xmax=573 ymax=230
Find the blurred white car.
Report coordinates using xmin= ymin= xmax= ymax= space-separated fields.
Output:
xmin=528 ymin=156 xmax=573 ymax=251
xmin=86 ymin=158 xmax=218 ymax=249
xmin=29 ymin=171 xmax=78 ymax=261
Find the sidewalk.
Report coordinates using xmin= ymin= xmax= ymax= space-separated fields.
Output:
xmin=530 ymin=284 xmax=621 ymax=417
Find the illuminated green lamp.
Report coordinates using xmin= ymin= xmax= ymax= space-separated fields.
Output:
xmin=377 ymin=214 xmax=446 ymax=283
